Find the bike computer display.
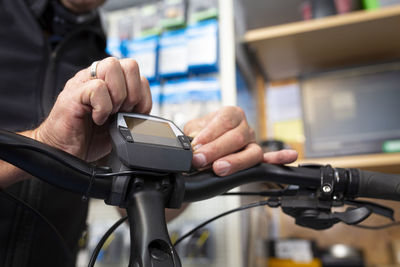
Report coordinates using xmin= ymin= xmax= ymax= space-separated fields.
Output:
xmin=110 ymin=113 xmax=193 ymax=172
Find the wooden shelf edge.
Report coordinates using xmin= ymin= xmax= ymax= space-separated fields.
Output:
xmin=244 ymin=5 xmax=400 ymax=43
xmin=291 ymin=153 xmax=400 ymax=173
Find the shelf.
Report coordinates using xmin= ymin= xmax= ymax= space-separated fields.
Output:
xmin=292 ymin=153 xmax=400 ymax=173
xmin=244 ymin=6 xmax=400 ymax=81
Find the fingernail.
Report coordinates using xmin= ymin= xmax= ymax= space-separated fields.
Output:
xmin=214 ymin=161 xmax=231 ymax=176
xmin=193 ymin=144 xmax=202 ymax=151
xmin=193 ymin=153 xmax=207 ymax=168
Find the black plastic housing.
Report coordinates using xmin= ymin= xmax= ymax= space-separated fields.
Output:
xmin=109 ymin=114 xmax=193 ymax=173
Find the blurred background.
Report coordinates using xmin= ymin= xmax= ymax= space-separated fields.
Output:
xmin=79 ymin=1 xmax=400 ymax=266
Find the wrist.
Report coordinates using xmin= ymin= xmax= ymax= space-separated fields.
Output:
xmin=0 ymin=130 xmax=38 ymax=188
xmin=20 ymin=129 xmax=39 ymax=142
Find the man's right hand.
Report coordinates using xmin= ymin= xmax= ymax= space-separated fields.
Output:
xmin=35 ymin=57 xmax=152 ymax=162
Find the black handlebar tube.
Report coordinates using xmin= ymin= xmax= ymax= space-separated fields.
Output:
xmin=2 ymin=129 xmax=400 ymax=203
xmin=182 ymin=164 xmax=322 ymax=202
xmin=357 ymin=169 xmax=400 ymax=201
xmin=0 ymin=130 xmax=111 ymax=199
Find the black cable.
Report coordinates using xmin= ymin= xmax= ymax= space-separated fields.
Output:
xmin=222 ymin=189 xmax=286 ymax=197
xmin=95 ymin=170 xmax=168 ymax=177
xmin=223 ymin=192 xmax=271 ymax=196
xmin=174 ymin=200 xmax=271 ymax=246
xmin=88 ymin=216 xmax=128 ymax=267
xmin=82 ymin=168 xmax=97 ymax=201
xmin=0 ymin=190 xmax=74 ymax=264
xmin=353 ymin=221 xmax=400 ymax=230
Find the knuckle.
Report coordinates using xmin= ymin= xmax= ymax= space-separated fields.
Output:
xmin=63 ymin=79 xmax=75 ymax=92
xmin=223 ymin=106 xmax=245 ymax=118
xmin=218 ymin=112 xmax=237 ymax=129
xmin=232 ymin=131 xmax=246 ymax=147
xmin=104 ymin=56 xmax=120 ymax=66
xmin=218 ymin=106 xmax=246 ymax=129
xmin=96 ymin=98 xmax=112 ymax=115
xmin=234 ymin=106 xmax=245 ymax=118
xmin=125 ymin=59 xmax=140 ymax=75
xmin=92 ymin=79 xmax=106 ymax=89
xmin=120 ymin=58 xmax=140 ymax=77
xmin=252 ymin=144 xmax=263 ymax=160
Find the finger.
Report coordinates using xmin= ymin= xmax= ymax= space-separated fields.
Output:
xmin=263 ymin=149 xmax=298 ymax=164
xmin=183 ymin=111 xmax=217 ymax=138
xmin=119 ymin=58 xmax=142 ymax=112
xmin=192 ymin=122 xmax=253 ymax=169
xmin=80 ymin=79 xmax=113 ymax=125
xmin=76 ymin=57 xmax=127 ymax=114
xmin=212 ymin=143 xmax=263 ymax=176
xmin=132 ymin=76 xmax=152 ymax=114
xmin=97 ymin=57 xmax=127 ymax=113
xmin=191 ymin=106 xmax=245 ymax=147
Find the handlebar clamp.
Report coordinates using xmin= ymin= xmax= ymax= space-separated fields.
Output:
xmin=320 ymin=165 xmax=335 ymax=200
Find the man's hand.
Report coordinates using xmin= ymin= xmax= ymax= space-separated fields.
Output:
xmin=35 ymin=57 xmax=151 ymax=162
xmin=184 ymin=106 xmax=298 ymax=176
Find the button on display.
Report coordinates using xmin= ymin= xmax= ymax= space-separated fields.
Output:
xmin=119 ymin=127 xmax=134 ymax=143
xmin=178 ymin=135 xmax=191 ymax=150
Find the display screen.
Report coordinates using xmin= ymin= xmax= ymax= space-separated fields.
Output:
xmin=125 ymin=117 xmax=176 ymax=139
xmin=123 ymin=116 xmax=182 ymax=148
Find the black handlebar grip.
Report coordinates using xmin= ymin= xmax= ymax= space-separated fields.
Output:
xmin=357 ymin=169 xmax=400 ymax=201
xmin=0 ymin=130 xmax=111 ymax=199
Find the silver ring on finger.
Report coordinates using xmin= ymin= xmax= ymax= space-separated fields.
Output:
xmin=90 ymin=61 xmax=100 ymax=79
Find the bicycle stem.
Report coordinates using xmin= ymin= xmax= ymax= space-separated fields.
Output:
xmin=126 ymin=183 xmax=181 ymax=267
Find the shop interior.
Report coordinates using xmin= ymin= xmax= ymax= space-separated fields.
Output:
xmin=79 ymin=0 xmax=400 ymax=266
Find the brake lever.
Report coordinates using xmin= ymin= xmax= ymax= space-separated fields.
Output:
xmin=332 ymin=207 xmax=372 ymax=225
xmin=345 ymin=199 xmax=395 ymax=221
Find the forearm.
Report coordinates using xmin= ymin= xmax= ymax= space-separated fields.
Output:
xmin=0 ymin=130 xmax=37 ymax=188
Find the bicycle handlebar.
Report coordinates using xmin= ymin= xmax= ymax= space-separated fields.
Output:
xmin=357 ymin=169 xmax=400 ymax=201
xmin=1 ymin=130 xmax=400 ymax=202
xmin=1 ymin=129 xmax=400 ymax=267
xmin=182 ymin=164 xmax=321 ymax=202
xmin=0 ymin=130 xmax=111 ymax=199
